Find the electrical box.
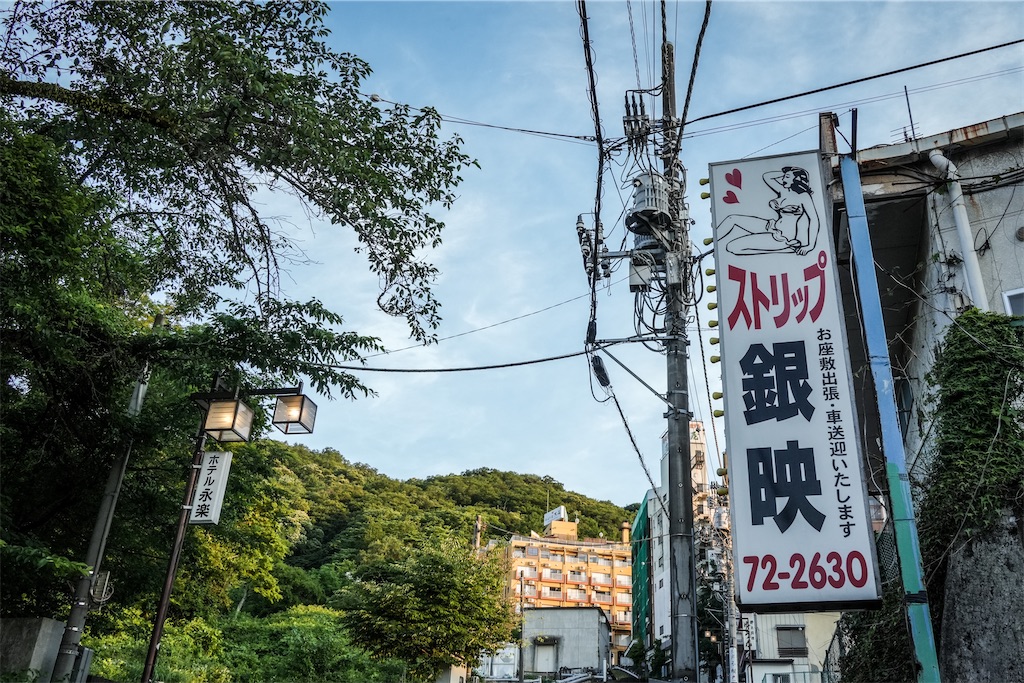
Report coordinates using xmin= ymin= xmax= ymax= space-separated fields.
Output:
xmin=629 ymin=263 xmax=652 ymax=292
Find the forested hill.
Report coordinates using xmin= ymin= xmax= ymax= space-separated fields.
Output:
xmin=282 ymin=444 xmax=639 ymax=572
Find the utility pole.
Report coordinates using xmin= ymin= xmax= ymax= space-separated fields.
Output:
xmin=660 ymin=40 xmax=698 ymax=683
xmin=52 ymin=315 xmax=162 ymax=683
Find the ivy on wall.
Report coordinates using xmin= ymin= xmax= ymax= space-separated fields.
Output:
xmin=838 ymin=309 xmax=1024 ymax=681
xmin=918 ymin=309 xmax=1024 ymax=631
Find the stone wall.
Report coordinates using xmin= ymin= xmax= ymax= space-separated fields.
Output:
xmin=940 ymin=510 xmax=1024 ymax=682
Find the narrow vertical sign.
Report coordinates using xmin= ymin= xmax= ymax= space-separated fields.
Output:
xmin=708 ymin=151 xmax=881 ymax=610
xmin=188 ymin=451 xmax=232 ymax=526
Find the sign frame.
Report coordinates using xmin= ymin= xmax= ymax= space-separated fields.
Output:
xmin=708 ymin=150 xmax=882 ymax=612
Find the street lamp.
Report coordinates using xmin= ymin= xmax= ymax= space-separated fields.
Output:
xmin=141 ymin=374 xmax=317 ymax=683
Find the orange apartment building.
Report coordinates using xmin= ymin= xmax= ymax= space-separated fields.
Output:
xmin=490 ymin=508 xmax=634 ymax=665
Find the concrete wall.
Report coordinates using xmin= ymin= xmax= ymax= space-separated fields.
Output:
xmin=522 ymin=607 xmax=610 ymax=675
xmin=940 ymin=510 xmax=1024 ymax=683
xmin=0 ymin=617 xmax=65 ymax=681
xmin=901 ymin=133 xmax=1024 ymax=484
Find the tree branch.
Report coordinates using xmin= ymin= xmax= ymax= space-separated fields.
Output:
xmin=1 ymin=74 xmax=178 ymax=133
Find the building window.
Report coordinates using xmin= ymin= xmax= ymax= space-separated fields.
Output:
xmin=777 ymin=626 xmax=808 ymax=658
xmin=527 ymin=546 xmax=539 ymax=556
xmin=1003 ymin=287 xmax=1024 ymax=316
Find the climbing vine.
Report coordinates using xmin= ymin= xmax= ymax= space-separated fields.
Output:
xmin=918 ymin=308 xmax=1024 ymax=632
xmin=838 ymin=308 xmax=1024 ymax=681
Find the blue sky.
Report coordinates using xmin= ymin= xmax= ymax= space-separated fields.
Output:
xmin=275 ymin=1 xmax=1022 ymax=508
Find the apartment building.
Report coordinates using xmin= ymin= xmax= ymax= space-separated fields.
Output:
xmin=492 ymin=507 xmax=634 ymax=665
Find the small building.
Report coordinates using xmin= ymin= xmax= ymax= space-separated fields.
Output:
xmin=522 ymin=606 xmax=611 ymax=679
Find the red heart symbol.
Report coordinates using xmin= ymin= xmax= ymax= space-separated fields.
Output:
xmin=725 ymin=169 xmax=742 ymax=189
xmin=723 ymin=191 xmax=739 ymax=204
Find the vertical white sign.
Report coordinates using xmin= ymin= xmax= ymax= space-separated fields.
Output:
xmin=188 ymin=451 xmax=232 ymax=526
xmin=708 ymin=151 xmax=881 ymax=610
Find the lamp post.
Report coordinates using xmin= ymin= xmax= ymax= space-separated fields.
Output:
xmin=141 ymin=373 xmax=317 ymax=683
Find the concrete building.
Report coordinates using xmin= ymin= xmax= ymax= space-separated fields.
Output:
xmin=521 ymin=606 xmax=612 ymax=679
xmin=491 ymin=508 xmax=634 ymax=665
xmin=736 ymin=612 xmax=839 ymax=683
xmin=631 ymin=421 xmax=727 ymax=679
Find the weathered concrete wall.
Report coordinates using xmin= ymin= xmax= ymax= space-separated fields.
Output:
xmin=940 ymin=509 xmax=1024 ymax=682
xmin=0 ymin=617 xmax=65 ymax=681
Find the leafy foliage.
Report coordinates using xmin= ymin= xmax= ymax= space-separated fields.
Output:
xmin=836 ymin=583 xmax=918 ymax=683
xmin=220 ymin=606 xmax=406 ymax=683
xmin=918 ymin=309 xmax=1024 ymax=632
xmin=412 ymin=468 xmax=637 ymax=541
xmin=334 ymin=532 xmax=514 ymax=681
xmin=1 ymin=0 xmax=475 ymax=343
xmin=1 ymin=0 xmax=472 ymax=628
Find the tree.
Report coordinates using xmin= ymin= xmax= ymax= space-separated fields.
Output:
xmin=1 ymin=0 xmax=474 ymax=347
xmin=334 ymin=532 xmax=515 ymax=681
xmin=1 ymin=0 xmax=473 ymax=621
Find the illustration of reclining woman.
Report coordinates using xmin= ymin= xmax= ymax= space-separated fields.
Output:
xmin=715 ymin=167 xmax=820 ymax=256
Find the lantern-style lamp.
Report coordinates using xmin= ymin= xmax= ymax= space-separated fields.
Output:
xmin=203 ymin=399 xmax=255 ymax=442
xmin=273 ymin=394 xmax=317 ymax=434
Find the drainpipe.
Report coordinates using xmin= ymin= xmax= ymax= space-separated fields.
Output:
xmin=928 ymin=148 xmax=990 ymax=312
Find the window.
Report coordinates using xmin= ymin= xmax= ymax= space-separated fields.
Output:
xmin=777 ymin=626 xmax=808 ymax=657
xmin=527 ymin=546 xmax=539 ymax=556
xmin=1003 ymin=287 xmax=1024 ymax=316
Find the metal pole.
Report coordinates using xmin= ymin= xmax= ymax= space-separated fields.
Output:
xmin=839 ymin=146 xmax=941 ymax=683
xmin=140 ymin=373 xmax=218 ymax=683
xmin=661 ymin=38 xmax=698 ymax=683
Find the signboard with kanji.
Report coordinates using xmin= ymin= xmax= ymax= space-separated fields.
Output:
xmin=188 ymin=451 xmax=232 ymax=526
xmin=708 ymin=151 xmax=881 ymax=611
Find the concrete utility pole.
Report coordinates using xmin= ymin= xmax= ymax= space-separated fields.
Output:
xmin=660 ymin=41 xmax=699 ymax=683
xmin=52 ymin=315 xmax=162 ymax=683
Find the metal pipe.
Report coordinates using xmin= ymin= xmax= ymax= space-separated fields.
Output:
xmin=928 ymin=148 xmax=989 ymax=312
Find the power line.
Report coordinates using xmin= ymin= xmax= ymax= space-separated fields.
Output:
xmin=326 ymin=349 xmax=591 ymax=373
xmin=685 ymin=39 xmax=1024 ymax=126
xmin=372 ymin=40 xmax=1020 ymax=149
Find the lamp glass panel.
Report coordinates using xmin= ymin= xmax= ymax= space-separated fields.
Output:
xmin=204 ymin=400 xmax=254 ymax=442
xmin=273 ymin=395 xmax=317 ymax=434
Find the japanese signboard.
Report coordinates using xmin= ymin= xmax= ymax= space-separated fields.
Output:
xmin=188 ymin=451 xmax=232 ymax=526
xmin=708 ymin=151 xmax=881 ymax=611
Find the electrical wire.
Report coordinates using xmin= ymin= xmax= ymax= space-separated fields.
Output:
xmin=684 ymin=39 xmax=1024 ymax=127
xmin=326 ymin=349 xmax=591 ymax=373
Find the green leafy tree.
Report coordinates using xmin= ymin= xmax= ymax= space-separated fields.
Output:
xmin=334 ymin=532 xmax=515 ymax=681
xmin=1 ymin=0 xmax=473 ymax=624
xmin=220 ymin=606 xmax=406 ymax=683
